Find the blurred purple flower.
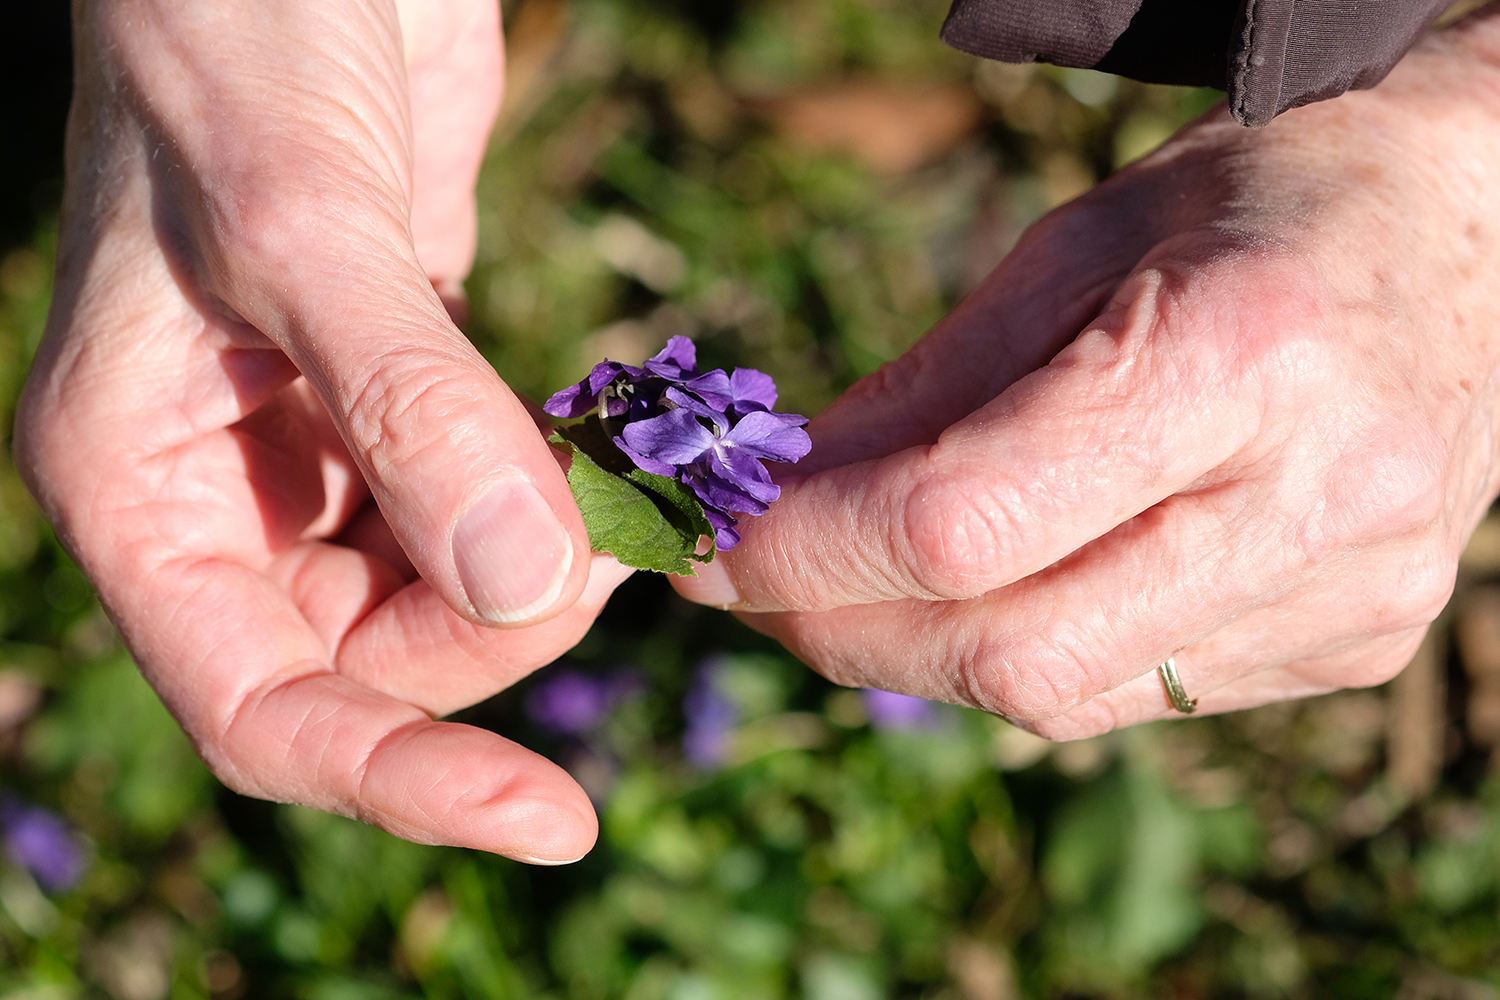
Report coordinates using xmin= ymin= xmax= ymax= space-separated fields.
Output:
xmin=862 ymin=689 xmax=942 ymax=732
xmin=684 ymin=661 xmax=739 ymax=769
xmin=542 ymin=336 xmax=809 ymax=550
xmin=0 ymin=797 xmax=84 ymax=891
xmin=526 ymin=668 xmax=641 ymax=735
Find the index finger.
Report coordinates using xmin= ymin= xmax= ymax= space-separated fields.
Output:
xmin=677 ymin=253 xmax=1313 ymax=613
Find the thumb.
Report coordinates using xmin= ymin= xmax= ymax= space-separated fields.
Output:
xmin=125 ymin=6 xmax=590 ymax=627
xmin=224 ymin=227 xmax=588 ymax=626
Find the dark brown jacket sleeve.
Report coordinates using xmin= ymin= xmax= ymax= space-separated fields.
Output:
xmin=940 ymin=0 xmax=1455 ymax=127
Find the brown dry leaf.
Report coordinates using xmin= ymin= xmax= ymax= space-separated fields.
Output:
xmin=201 ymin=950 xmax=244 ymax=999
xmin=155 ymin=861 xmax=218 ymax=926
xmin=86 ymin=912 xmax=176 ymax=1000
xmin=1457 ymin=586 xmax=1500 ymax=676
xmin=763 ymin=80 xmax=983 ymax=175
xmin=804 ymin=886 xmax=882 ymax=952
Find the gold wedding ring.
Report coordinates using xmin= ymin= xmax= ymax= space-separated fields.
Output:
xmin=1157 ymin=657 xmax=1197 ymax=714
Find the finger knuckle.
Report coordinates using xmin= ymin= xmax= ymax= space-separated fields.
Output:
xmin=1235 ymin=318 xmax=1339 ymax=399
xmin=343 ymin=352 xmax=488 ymax=478
xmin=846 ymin=350 xmax=933 ymax=416
xmin=221 ymin=174 xmax=403 ymax=282
xmin=957 ymin=625 xmax=1102 ymax=720
xmin=900 ymin=473 xmax=1016 ymax=599
xmin=1327 ymin=432 xmax=1450 ymax=543
xmin=1375 ymin=545 xmax=1456 ymax=633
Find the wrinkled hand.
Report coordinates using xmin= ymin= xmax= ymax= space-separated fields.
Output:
xmin=677 ymin=14 xmax=1500 ymax=738
xmin=17 ymin=0 xmax=630 ymax=862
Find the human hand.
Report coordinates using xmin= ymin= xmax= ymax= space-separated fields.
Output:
xmin=16 ymin=0 xmax=630 ymax=862
xmin=675 ymin=12 xmax=1500 ymax=738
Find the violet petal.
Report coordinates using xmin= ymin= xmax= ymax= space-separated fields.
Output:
xmin=652 ymin=336 xmax=697 ymax=371
xmin=526 ymin=670 xmax=612 ymax=734
xmin=680 ymin=370 xmax=734 ymax=410
xmin=586 ymin=361 xmax=630 ymax=396
xmin=728 ymin=368 xmax=778 ymax=413
xmin=619 ymin=408 xmax=716 ymax=466
xmin=706 ymin=511 xmax=741 ymax=550
xmin=664 ymin=387 xmax=730 ymax=433
xmin=543 ymin=360 xmax=650 ymax=418
xmin=626 ymin=387 xmax=666 ymax=423
xmin=683 ymin=659 xmax=739 ymax=768
xmin=685 ymin=471 xmax=766 ymax=519
xmin=613 ymin=436 xmax=678 ymax=477
xmin=722 ymin=411 xmax=812 ymax=463
xmin=543 ymin=381 xmax=596 ymax=419
xmin=696 ymin=458 xmax=774 ymax=512
xmin=644 ymin=336 xmax=699 ymax=379
xmin=706 ymin=452 xmax=780 ymax=506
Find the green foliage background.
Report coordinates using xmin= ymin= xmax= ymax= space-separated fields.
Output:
xmin=2 ymin=0 xmax=1500 ymax=997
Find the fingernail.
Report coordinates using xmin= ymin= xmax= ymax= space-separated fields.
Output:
xmin=675 ymin=558 xmax=742 ymax=609
xmin=453 ymin=479 xmax=573 ymax=623
xmin=505 ymin=851 xmax=589 ymax=866
xmin=581 ymin=554 xmax=635 ymax=606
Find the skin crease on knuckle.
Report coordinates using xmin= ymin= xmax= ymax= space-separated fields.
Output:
xmin=1027 ymin=329 xmax=1488 ymax=737
xmin=340 ymin=349 xmax=489 ymax=478
xmin=957 ymin=621 xmax=1113 ymax=721
xmin=900 ymin=470 xmax=1019 ymax=601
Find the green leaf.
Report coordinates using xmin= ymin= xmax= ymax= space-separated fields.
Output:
xmin=551 ymin=418 xmax=713 ymax=575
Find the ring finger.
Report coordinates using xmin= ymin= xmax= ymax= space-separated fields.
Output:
xmin=740 ymin=485 xmax=1444 ymax=725
xmin=1025 ymin=625 xmax=1428 ymax=740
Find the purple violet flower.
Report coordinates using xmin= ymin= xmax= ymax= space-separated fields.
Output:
xmin=861 ymin=689 xmax=943 ymax=732
xmin=526 ymin=668 xmax=640 ymax=735
xmin=543 ymin=360 xmax=649 ymax=420
xmin=542 ymin=337 xmax=809 ymax=550
xmin=641 ymin=336 xmax=699 ymax=380
xmin=0 ymin=797 xmax=84 ymax=891
xmin=725 ymin=368 xmax=778 ymax=419
xmin=683 ymin=661 xmax=739 ymax=769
